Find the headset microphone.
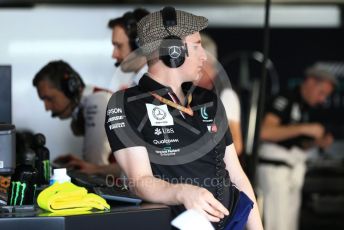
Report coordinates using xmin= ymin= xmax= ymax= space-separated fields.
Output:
xmin=114 ymin=62 xmax=121 ymax=67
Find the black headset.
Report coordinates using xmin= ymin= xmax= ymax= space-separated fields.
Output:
xmin=159 ymin=6 xmax=189 ymax=68
xmin=123 ymin=12 xmax=140 ymax=51
xmin=57 ymin=63 xmax=83 ymax=103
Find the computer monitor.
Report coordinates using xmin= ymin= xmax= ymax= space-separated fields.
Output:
xmin=0 ymin=65 xmax=12 ymax=124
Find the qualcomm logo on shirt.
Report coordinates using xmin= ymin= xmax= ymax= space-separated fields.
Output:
xmin=153 ymin=139 xmax=179 ymax=145
xmin=154 ymin=128 xmax=175 ymax=136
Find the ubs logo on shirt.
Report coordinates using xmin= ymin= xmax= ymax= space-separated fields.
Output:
xmin=154 ymin=128 xmax=174 ymax=136
xmin=146 ymin=104 xmax=174 ymax=126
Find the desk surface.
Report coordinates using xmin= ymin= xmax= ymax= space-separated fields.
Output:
xmin=0 ymin=203 xmax=171 ymax=230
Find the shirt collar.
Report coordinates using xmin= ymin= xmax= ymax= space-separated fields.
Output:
xmin=131 ymin=65 xmax=148 ymax=86
xmin=138 ymin=74 xmax=172 ymax=95
xmin=138 ymin=74 xmax=195 ymax=94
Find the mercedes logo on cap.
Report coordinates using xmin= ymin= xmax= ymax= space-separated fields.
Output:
xmin=168 ymin=46 xmax=181 ymax=59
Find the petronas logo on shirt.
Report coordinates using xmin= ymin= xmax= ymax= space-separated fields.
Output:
xmin=201 ymin=107 xmax=209 ymax=119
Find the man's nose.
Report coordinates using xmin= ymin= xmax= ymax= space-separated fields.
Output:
xmin=200 ymin=47 xmax=207 ymax=62
xmin=112 ymin=48 xmax=120 ymax=60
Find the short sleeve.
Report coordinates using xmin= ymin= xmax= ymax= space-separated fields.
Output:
xmin=267 ymin=94 xmax=290 ymax=120
xmin=105 ymin=91 xmax=146 ymax=153
xmin=220 ymin=89 xmax=241 ymax=123
xmin=82 ymin=92 xmax=112 ymax=165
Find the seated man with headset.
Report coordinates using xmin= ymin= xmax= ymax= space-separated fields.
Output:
xmin=33 ymin=60 xmax=120 ymax=177
xmin=53 ymin=9 xmax=150 ymax=175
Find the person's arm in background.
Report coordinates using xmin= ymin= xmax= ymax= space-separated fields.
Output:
xmin=54 ymin=154 xmax=121 ymax=176
xmin=82 ymin=92 xmax=113 ymax=165
xmin=260 ymin=113 xmax=325 ymax=141
xmin=114 ymin=146 xmax=229 ymax=222
xmin=221 ymin=89 xmax=243 ymax=155
xmin=54 ymin=91 xmax=121 ymax=177
xmin=260 ymin=94 xmax=325 ymax=142
xmin=224 ymin=143 xmax=263 ymax=230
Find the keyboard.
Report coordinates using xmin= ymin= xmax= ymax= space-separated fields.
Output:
xmin=67 ymin=170 xmax=108 ymax=187
xmin=93 ymin=186 xmax=142 ymax=205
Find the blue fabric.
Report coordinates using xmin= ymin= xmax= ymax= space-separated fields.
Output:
xmin=224 ymin=192 xmax=253 ymax=230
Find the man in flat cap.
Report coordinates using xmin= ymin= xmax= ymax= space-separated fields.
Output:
xmin=257 ymin=62 xmax=337 ymax=230
xmin=105 ymin=7 xmax=263 ymax=230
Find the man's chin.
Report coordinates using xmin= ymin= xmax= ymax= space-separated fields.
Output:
xmin=56 ymin=114 xmax=69 ymax=120
xmin=120 ymin=65 xmax=132 ymax=73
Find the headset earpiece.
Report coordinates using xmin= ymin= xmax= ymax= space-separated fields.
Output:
xmin=159 ymin=6 xmax=188 ymax=68
xmin=159 ymin=35 xmax=188 ymax=68
xmin=123 ymin=12 xmax=139 ymax=51
xmin=61 ymin=71 xmax=82 ymax=103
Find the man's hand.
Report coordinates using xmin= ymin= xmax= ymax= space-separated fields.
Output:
xmin=316 ymin=133 xmax=334 ymax=149
xmin=65 ymin=158 xmax=100 ymax=174
xmin=178 ymin=184 xmax=229 ymax=222
xmin=53 ymin=154 xmax=77 ymax=167
xmin=301 ymin=123 xmax=325 ymax=139
xmin=53 ymin=154 xmax=98 ymax=174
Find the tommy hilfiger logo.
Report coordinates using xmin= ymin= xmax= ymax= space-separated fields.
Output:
xmin=207 ymin=123 xmax=218 ymax=133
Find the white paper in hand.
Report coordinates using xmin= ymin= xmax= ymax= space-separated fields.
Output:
xmin=171 ymin=209 xmax=215 ymax=230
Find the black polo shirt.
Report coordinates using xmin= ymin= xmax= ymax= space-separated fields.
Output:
xmin=105 ymin=74 xmax=233 ymax=219
xmin=266 ymin=87 xmax=313 ymax=149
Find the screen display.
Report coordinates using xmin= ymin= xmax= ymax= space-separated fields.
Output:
xmin=0 ymin=66 xmax=12 ymax=124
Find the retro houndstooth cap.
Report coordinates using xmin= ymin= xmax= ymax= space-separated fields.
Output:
xmin=137 ymin=7 xmax=208 ymax=55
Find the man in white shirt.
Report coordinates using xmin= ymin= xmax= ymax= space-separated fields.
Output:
xmin=58 ymin=9 xmax=150 ymax=174
xmin=33 ymin=60 xmax=116 ymax=171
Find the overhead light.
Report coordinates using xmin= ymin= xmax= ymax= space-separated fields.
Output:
xmin=8 ymin=39 xmax=110 ymax=57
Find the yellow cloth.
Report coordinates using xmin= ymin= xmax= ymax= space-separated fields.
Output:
xmin=37 ymin=182 xmax=110 ymax=214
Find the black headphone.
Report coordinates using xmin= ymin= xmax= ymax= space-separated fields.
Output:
xmin=123 ymin=12 xmax=140 ymax=51
xmin=159 ymin=6 xmax=189 ymax=68
xmin=58 ymin=64 xmax=83 ymax=103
